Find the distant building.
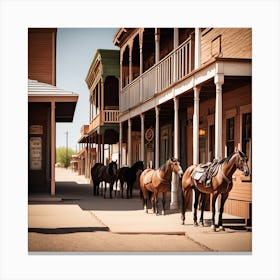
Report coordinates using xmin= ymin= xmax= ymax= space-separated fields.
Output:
xmin=78 ymin=49 xmax=120 ymax=177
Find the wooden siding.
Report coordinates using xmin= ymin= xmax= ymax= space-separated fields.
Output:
xmin=201 ymin=28 xmax=252 ymax=65
xmin=28 ymin=28 xmax=56 ymax=85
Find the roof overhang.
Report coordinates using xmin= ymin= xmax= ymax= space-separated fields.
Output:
xmin=28 ymin=79 xmax=79 ymax=122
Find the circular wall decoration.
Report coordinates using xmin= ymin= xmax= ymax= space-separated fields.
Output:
xmin=145 ymin=128 xmax=154 ymax=142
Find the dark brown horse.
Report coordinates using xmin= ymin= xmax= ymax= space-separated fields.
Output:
xmin=98 ymin=160 xmax=118 ymax=199
xmin=116 ymin=161 xmax=145 ymax=198
xmin=181 ymin=150 xmax=250 ymax=231
xmin=140 ymin=158 xmax=184 ymax=215
xmin=91 ymin=162 xmax=104 ymax=196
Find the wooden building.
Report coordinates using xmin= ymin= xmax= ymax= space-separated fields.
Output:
xmin=28 ymin=28 xmax=78 ymax=195
xmin=77 ymin=49 xmax=120 ymax=178
xmin=113 ymin=28 xmax=252 ymax=222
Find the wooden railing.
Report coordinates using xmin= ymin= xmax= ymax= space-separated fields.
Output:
xmin=89 ymin=110 xmax=119 ymax=132
xmin=120 ymin=37 xmax=194 ymax=112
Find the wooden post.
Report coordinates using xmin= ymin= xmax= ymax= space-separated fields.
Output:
xmin=51 ymin=100 xmax=56 ymax=196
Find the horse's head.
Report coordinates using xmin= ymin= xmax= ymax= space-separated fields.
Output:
xmin=132 ymin=160 xmax=145 ymax=171
xmin=235 ymin=150 xmax=250 ymax=176
xmin=169 ymin=157 xmax=184 ymax=178
xmin=108 ymin=160 xmax=118 ymax=177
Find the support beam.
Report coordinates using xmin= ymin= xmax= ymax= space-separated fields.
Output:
xmin=51 ymin=101 xmax=56 ymax=196
xmin=119 ymin=122 xmax=123 ymax=168
xmin=127 ymin=118 xmax=132 ymax=166
xmin=170 ymin=97 xmax=179 ymax=210
xmin=195 ymin=28 xmax=201 ymax=70
xmin=155 ymin=106 xmax=160 ymax=169
xmin=193 ymin=86 xmax=200 ymax=164
xmin=155 ymin=28 xmax=160 ymax=64
xmin=140 ymin=114 xmax=145 ymax=162
xmin=214 ymin=74 xmax=224 ymax=159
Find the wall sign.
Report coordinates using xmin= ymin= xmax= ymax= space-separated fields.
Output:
xmin=29 ymin=125 xmax=43 ymax=135
xmin=30 ymin=137 xmax=42 ymax=170
xmin=145 ymin=128 xmax=154 ymax=142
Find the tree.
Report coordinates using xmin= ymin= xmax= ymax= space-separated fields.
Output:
xmin=56 ymin=146 xmax=75 ymax=168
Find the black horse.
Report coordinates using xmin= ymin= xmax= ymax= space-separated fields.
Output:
xmin=98 ymin=160 xmax=118 ymax=199
xmin=116 ymin=161 xmax=144 ymax=198
xmin=91 ymin=162 xmax=104 ymax=196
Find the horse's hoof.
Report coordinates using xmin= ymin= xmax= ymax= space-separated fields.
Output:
xmin=199 ymin=222 xmax=204 ymax=227
xmin=161 ymin=211 xmax=165 ymax=216
xmin=211 ymin=225 xmax=216 ymax=231
xmin=218 ymin=226 xmax=225 ymax=231
xmin=193 ymin=221 xmax=198 ymax=227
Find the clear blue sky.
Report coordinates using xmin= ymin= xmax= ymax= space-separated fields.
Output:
xmin=56 ymin=28 xmax=119 ymax=151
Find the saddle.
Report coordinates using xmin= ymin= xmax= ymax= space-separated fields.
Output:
xmin=191 ymin=159 xmax=220 ymax=187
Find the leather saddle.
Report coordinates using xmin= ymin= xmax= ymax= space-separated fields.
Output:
xmin=191 ymin=159 xmax=220 ymax=187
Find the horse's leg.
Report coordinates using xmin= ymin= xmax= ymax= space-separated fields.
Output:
xmin=217 ymin=192 xmax=229 ymax=231
xmin=211 ymin=192 xmax=219 ymax=231
xmin=142 ymin=188 xmax=148 ymax=213
xmin=193 ymin=189 xmax=200 ymax=226
xmin=181 ymin=189 xmax=186 ymax=225
xmin=151 ymin=194 xmax=156 ymax=214
xmin=109 ymin=182 xmax=113 ymax=199
xmin=162 ymin=192 xmax=166 ymax=215
xmin=155 ymin=194 xmax=159 ymax=215
xmin=126 ymin=182 xmax=130 ymax=199
xmin=120 ymin=180 xmax=124 ymax=198
xmin=103 ymin=182 xmax=107 ymax=199
xmin=199 ymin=193 xmax=206 ymax=227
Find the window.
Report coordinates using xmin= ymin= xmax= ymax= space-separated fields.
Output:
xmin=226 ymin=117 xmax=235 ymax=156
xmin=242 ymin=113 xmax=252 ymax=156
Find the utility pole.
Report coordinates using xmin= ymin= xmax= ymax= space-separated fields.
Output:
xmin=66 ymin=131 xmax=68 ymax=169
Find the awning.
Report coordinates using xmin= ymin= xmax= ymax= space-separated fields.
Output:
xmin=28 ymin=79 xmax=79 ymax=122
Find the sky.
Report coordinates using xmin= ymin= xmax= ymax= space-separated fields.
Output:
xmin=55 ymin=28 xmax=119 ymax=151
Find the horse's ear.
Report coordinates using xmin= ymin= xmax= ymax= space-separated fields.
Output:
xmin=234 ymin=147 xmax=238 ymax=153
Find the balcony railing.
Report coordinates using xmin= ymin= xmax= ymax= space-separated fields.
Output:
xmin=120 ymin=37 xmax=194 ymax=112
xmin=89 ymin=110 xmax=119 ymax=132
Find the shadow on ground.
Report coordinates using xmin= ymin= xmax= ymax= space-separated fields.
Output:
xmin=29 ymin=181 xmax=173 ymax=212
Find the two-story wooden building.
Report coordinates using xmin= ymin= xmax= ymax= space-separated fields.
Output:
xmin=113 ymin=28 xmax=252 ymax=222
xmin=78 ymin=49 xmax=120 ymax=178
xmin=28 ymin=28 xmax=78 ymax=195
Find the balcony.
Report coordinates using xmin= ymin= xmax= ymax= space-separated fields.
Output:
xmin=120 ymin=37 xmax=194 ymax=112
xmin=89 ymin=109 xmax=119 ymax=133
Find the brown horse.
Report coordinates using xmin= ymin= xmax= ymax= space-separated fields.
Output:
xmin=140 ymin=158 xmax=184 ymax=215
xmin=181 ymin=150 xmax=250 ymax=231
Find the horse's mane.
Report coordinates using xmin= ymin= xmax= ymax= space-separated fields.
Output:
xmin=219 ymin=150 xmax=246 ymax=164
xmin=159 ymin=162 xmax=167 ymax=172
xmin=131 ymin=160 xmax=144 ymax=171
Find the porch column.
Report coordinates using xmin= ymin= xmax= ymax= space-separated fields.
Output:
xmin=174 ymin=28 xmax=179 ymax=48
xmin=214 ymin=74 xmax=224 ymax=159
xmin=101 ymin=79 xmax=104 ymax=111
xmin=139 ymin=36 xmax=144 ymax=103
xmin=127 ymin=118 xmax=132 ymax=166
xmin=155 ymin=28 xmax=160 ymax=64
xmin=170 ymin=97 xmax=179 ymax=210
xmin=155 ymin=106 xmax=160 ymax=169
xmin=120 ymin=51 xmax=123 ymax=90
xmin=129 ymin=43 xmax=133 ymax=83
xmin=119 ymin=121 xmax=123 ymax=168
xmin=193 ymin=86 xmax=200 ymax=164
xmin=51 ymin=100 xmax=56 ymax=196
xmin=195 ymin=28 xmax=201 ymax=70
xmin=101 ymin=133 xmax=105 ymax=164
xmin=140 ymin=113 xmax=145 ymax=162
